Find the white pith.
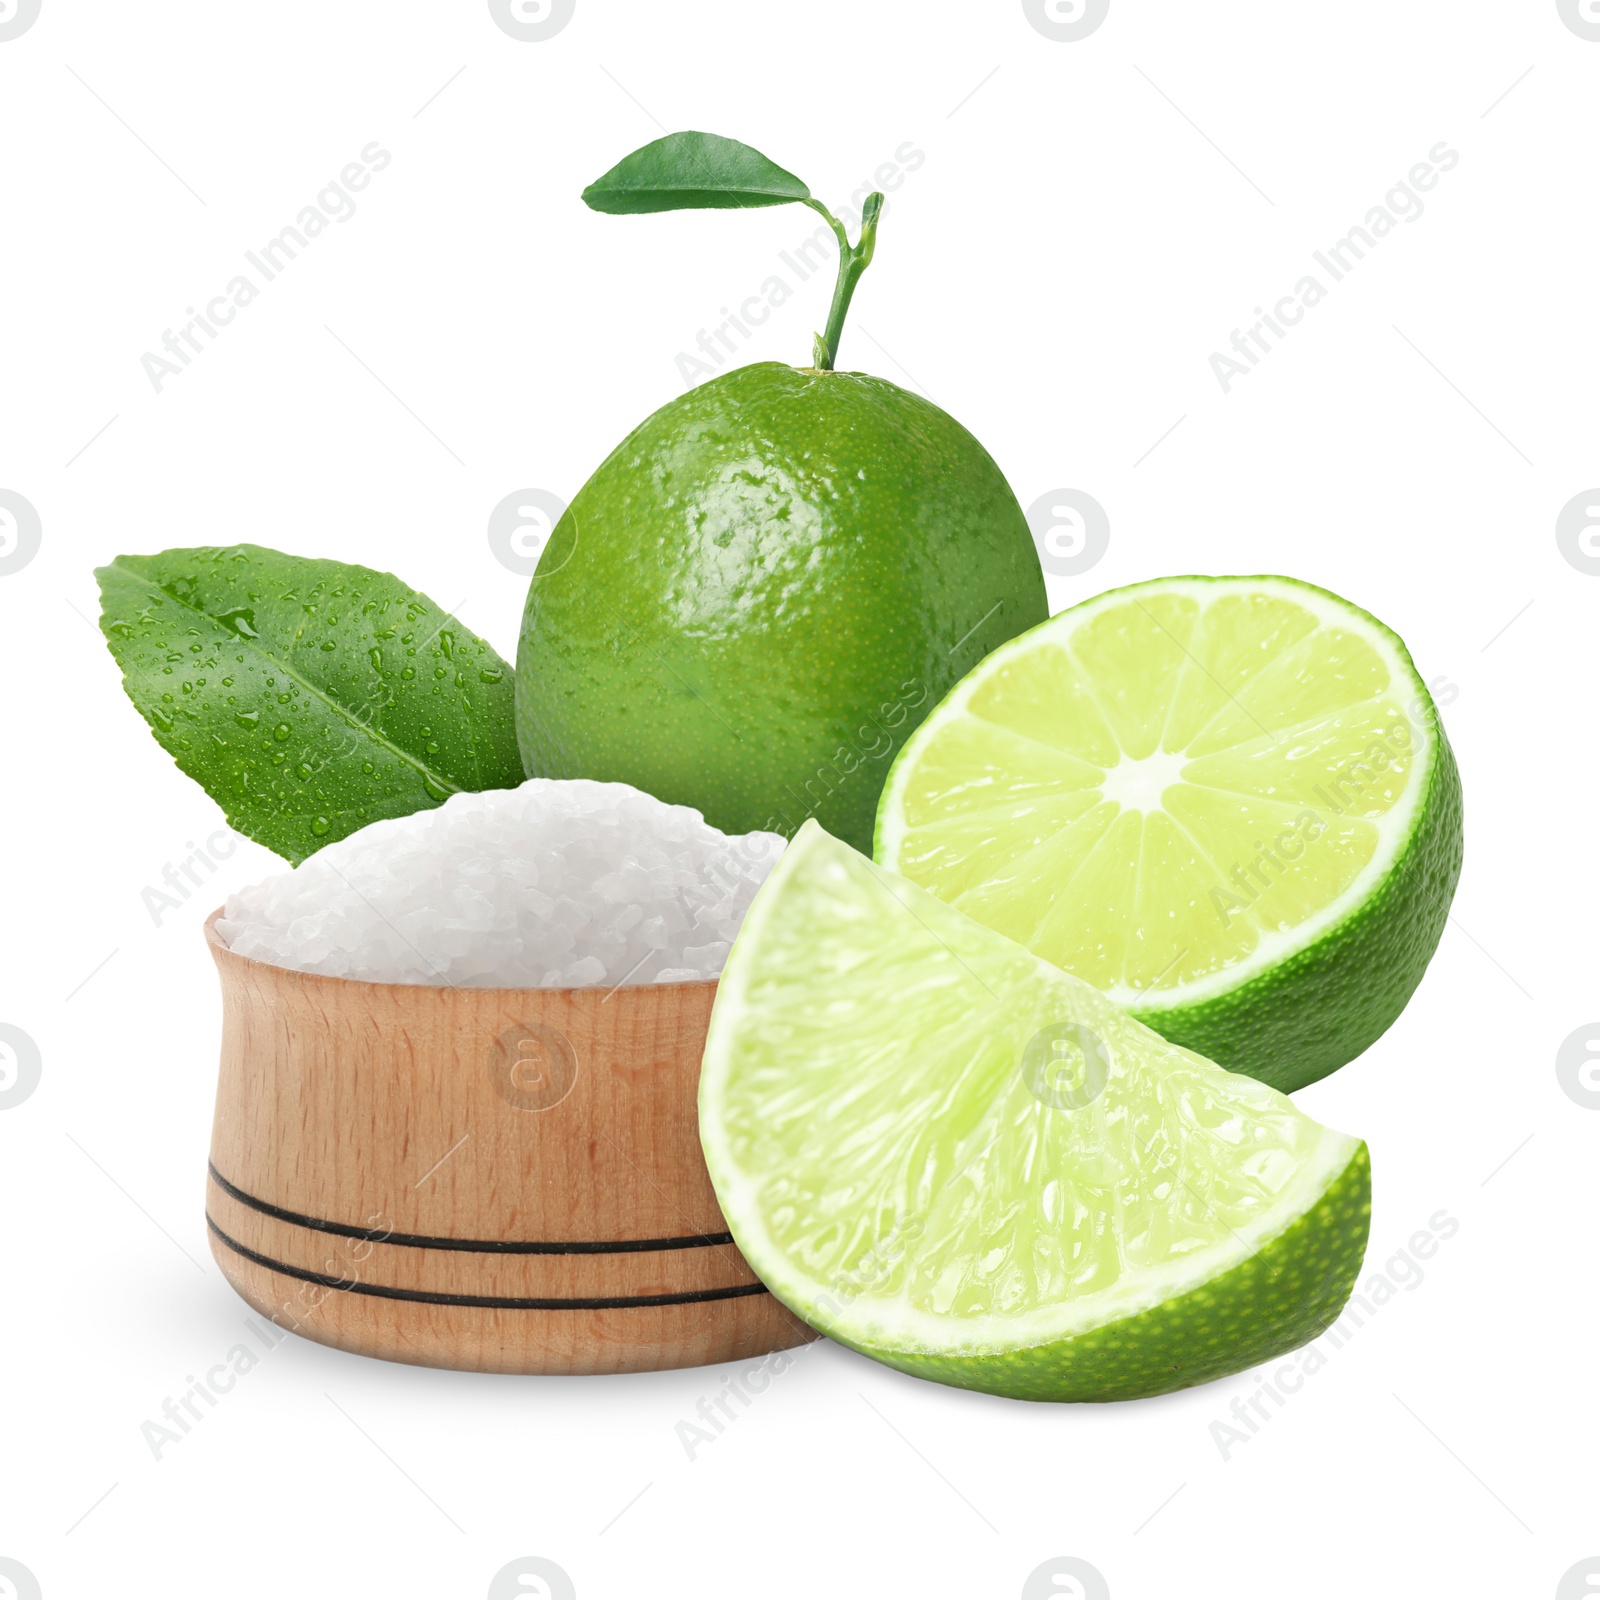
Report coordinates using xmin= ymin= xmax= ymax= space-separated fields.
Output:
xmin=1097 ymin=748 xmax=1191 ymax=814
xmin=876 ymin=575 xmax=1436 ymax=1011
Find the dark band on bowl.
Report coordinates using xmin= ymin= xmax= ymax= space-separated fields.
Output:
xmin=208 ymin=1163 xmax=737 ymax=1255
xmin=205 ymin=1216 xmax=769 ymax=1311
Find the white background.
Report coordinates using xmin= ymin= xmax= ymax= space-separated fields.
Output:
xmin=1 ymin=2 xmax=1595 ymax=1597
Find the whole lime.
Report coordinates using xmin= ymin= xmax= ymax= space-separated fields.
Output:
xmin=515 ymin=362 xmax=1047 ymax=851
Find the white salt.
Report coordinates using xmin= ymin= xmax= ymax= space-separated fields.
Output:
xmin=216 ymin=778 xmax=785 ymax=988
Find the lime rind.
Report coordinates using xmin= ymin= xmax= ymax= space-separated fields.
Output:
xmin=861 ymin=1144 xmax=1371 ymax=1402
xmin=1136 ymin=730 xmax=1460 ymax=1091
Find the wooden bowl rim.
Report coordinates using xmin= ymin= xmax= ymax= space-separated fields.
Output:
xmin=203 ymin=905 xmax=721 ymax=1005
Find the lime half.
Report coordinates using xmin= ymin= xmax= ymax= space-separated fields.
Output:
xmin=700 ymin=822 xmax=1370 ymax=1402
xmin=875 ymin=575 xmax=1463 ymax=1091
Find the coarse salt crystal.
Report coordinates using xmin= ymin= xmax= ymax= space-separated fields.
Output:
xmin=216 ymin=778 xmax=785 ymax=988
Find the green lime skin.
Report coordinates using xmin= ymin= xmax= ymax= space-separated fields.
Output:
xmin=1134 ymin=728 xmax=1464 ymax=1095
xmin=849 ymin=1144 xmax=1371 ymax=1403
xmin=515 ymin=363 xmax=1047 ymax=853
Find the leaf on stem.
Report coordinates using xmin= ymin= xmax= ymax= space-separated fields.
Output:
xmin=582 ymin=131 xmax=810 ymax=213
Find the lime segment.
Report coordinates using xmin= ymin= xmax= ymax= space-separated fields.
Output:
xmin=700 ymin=822 xmax=1370 ymax=1400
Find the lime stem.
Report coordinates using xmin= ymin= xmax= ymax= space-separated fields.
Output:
xmin=804 ymin=192 xmax=883 ymax=371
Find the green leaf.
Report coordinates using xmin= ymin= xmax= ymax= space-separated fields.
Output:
xmin=582 ymin=131 xmax=810 ymax=214
xmin=97 ymin=544 xmax=524 ymax=864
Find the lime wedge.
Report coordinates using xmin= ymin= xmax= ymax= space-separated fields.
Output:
xmin=700 ymin=822 xmax=1371 ymax=1402
xmin=875 ymin=575 xmax=1463 ymax=1090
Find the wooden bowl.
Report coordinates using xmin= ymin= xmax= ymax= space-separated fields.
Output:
xmin=203 ymin=911 xmax=815 ymax=1375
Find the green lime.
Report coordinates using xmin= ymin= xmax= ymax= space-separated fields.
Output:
xmin=515 ymin=363 xmax=1046 ymax=854
xmin=700 ymin=821 xmax=1371 ymax=1402
xmin=875 ymin=575 xmax=1463 ymax=1091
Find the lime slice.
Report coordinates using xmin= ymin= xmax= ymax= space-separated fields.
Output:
xmin=700 ymin=821 xmax=1371 ymax=1402
xmin=875 ymin=575 xmax=1463 ymax=1091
